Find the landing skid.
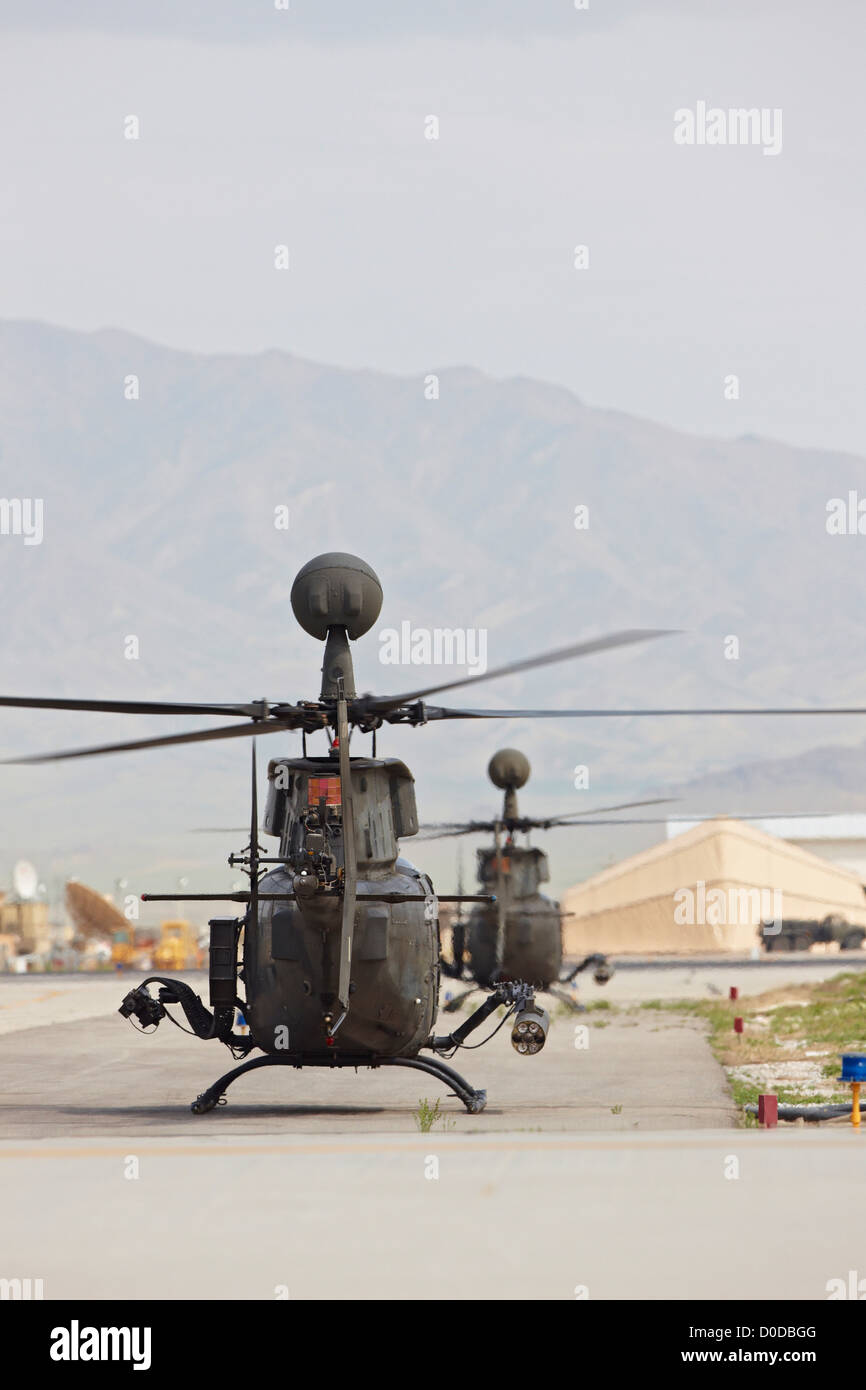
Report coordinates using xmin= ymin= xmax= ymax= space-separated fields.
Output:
xmin=190 ymin=1051 xmax=487 ymax=1116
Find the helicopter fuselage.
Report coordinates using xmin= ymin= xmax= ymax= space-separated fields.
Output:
xmin=464 ymin=844 xmax=562 ymax=989
xmin=242 ymin=753 xmax=441 ymax=1057
xmin=466 ymin=894 xmax=562 ymax=990
xmin=245 ymin=858 xmax=439 ymax=1057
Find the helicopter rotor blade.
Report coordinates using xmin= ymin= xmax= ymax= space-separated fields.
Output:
xmin=415 ymin=822 xmax=497 ymax=841
xmin=418 ymin=804 xmax=859 ymax=836
xmin=537 ymin=810 xmax=866 ymax=827
xmin=420 ymin=704 xmax=866 ymax=721
xmin=417 ymin=822 xmax=480 ymax=834
xmin=1 ymin=718 xmax=294 ymax=764
xmin=534 ymin=796 xmax=676 ymax=825
xmin=364 ymin=630 xmax=677 ymax=713
xmin=0 ymin=695 xmax=263 ymax=717
xmin=190 ymin=827 xmax=252 ymax=834
xmin=414 ymin=797 xmax=676 ymax=840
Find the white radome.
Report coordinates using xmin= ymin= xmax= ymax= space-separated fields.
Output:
xmin=12 ymin=859 xmax=39 ymax=900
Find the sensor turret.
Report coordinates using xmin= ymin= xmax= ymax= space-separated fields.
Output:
xmin=290 ymin=553 xmax=383 ymax=699
xmin=488 ymin=748 xmax=530 ymax=821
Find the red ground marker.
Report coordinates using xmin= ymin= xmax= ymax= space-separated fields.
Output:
xmin=758 ymin=1094 xmax=778 ymax=1127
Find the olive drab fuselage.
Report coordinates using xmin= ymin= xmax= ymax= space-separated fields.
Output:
xmin=242 ymin=754 xmax=441 ymax=1057
xmin=466 ymin=845 xmax=563 ymax=989
xmin=80 ymin=554 xmax=621 ymax=1112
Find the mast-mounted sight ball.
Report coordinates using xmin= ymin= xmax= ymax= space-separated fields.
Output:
xmin=291 ymin=553 xmax=383 ymax=640
xmin=488 ymin=748 xmax=531 ymax=791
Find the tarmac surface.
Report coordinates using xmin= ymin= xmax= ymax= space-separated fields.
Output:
xmin=2 ymin=956 xmax=864 ymax=1299
xmin=0 ymin=972 xmax=734 ymax=1138
xmin=2 ymin=954 xmax=862 ymax=1138
xmin=2 ymin=1130 xmax=864 ymax=1300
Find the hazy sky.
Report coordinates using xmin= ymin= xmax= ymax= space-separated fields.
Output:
xmin=0 ymin=1 xmax=863 ymax=454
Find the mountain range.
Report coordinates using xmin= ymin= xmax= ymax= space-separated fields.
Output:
xmin=0 ymin=318 xmax=864 ymax=908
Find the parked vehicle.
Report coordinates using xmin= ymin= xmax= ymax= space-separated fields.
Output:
xmin=760 ymin=914 xmax=866 ymax=952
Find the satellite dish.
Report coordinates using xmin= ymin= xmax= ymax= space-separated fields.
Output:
xmin=13 ymin=860 xmax=38 ymax=900
xmin=65 ymin=881 xmax=128 ymax=940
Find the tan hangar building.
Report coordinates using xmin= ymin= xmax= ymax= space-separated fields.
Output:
xmin=560 ymin=818 xmax=866 ymax=955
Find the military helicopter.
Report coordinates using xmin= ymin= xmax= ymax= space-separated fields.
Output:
xmin=424 ymin=748 xmax=670 ymax=1012
xmin=3 ymin=552 xmax=864 ymax=1116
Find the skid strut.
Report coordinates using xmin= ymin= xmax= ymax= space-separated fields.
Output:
xmin=190 ymin=1051 xmax=487 ymax=1116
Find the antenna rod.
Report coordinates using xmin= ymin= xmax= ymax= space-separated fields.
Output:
xmin=249 ymin=739 xmax=259 ymax=937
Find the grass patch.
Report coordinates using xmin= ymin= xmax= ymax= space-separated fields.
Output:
xmin=640 ymin=999 xmax=705 ymax=1014
xmin=414 ymin=1098 xmax=454 ymax=1133
xmin=552 ymin=998 xmax=619 ymax=1020
xmin=657 ymin=970 xmax=866 ymax=1122
xmin=728 ymin=1077 xmax=845 ymax=1109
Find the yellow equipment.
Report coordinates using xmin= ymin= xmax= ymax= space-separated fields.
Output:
xmin=111 ymin=928 xmax=135 ymax=968
xmin=152 ymin=919 xmax=202 ymax=972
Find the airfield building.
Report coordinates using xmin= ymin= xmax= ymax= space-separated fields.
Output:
xmin=561 ymin=817 xmax=866 ymax=955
